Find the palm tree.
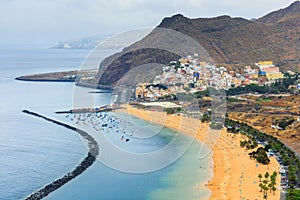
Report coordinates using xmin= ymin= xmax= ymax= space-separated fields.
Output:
xmin=271 ymin=185 xmax=276 ymax=195
xmin=263 ymin=186 xmax=269 ymax=199
xmin=268 ymin=183 xmax=273 ymax=193
xmin=265 ymin=172 xmax=270 ymax=179
xmin=259 ymin=183 xmax=263 ymax=192
xmin=270 ymin=175 xmax=276 ymax=186
xmin=258 ymin=174 xmax=263 ymax=182
xmin=262 ymin=180 xmax=268 ymax=195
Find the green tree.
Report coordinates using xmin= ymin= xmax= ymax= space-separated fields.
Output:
xmin=201 ymin=113 xmax=211 ymax=122
xmin=287 ymin=189 xmax=300 ymax=200
xmin=263 ymin=185 xmax=269 ymax=198
xmin=165 ymin=108 xmax=175 ymax=115
xmin=258 ymin=174 xmax=262 ymax=182
xmin=265 ymin=172 xmax=270 ymax=179
xmin=268 ymin=183 xmax=273 ymax=193
xmin=270 ymin=173 xmax=277 ymax=186
xmin=271 ymin=185 xmax=276 ymax=195
xmin=263 ymin=192 xmax=268 ymax=199
xmin=259 ymin=183 xmax=264 ymax=192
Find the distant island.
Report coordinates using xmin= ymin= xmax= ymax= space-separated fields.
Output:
xmin=50 ymin=35 xmax=109 ymax=49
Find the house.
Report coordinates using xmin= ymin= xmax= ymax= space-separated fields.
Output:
xmin=266 ymin=73 xmax=284 ymax=81
xmin=261 ymin=67 xmax=280 ymax=74
xmin=256 ymin=61 xmax=274 ymax=69
xmin=256 ymin=61 xmax=284 ymax=81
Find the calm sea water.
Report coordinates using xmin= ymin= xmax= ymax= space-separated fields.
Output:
xmin=0 ymin=45 xmax=212 ymax=200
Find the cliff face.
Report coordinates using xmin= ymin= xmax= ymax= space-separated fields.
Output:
xmin=96 ymin=1 xmax=300 ymax=86
xmin=157 ymin=14 xmax=272 ymax=64
xmin=257 ymin=1 xmax=300 ymax=63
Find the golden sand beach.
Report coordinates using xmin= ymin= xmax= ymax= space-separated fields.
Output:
xmin=120 ymin=105 xmax=281 ymax=200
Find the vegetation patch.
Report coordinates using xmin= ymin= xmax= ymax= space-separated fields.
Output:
xmin=287 ymin=188 xmax=300 ymax=200
xmin=249 ymin=147 xmax=270 ymax=165
xmin=226 ymin=118 xmax=300 ymax=196
xmin=258 ymin=171 xmax=278 ymax=199
xmin=164 ymin=107 xmax=181 ymax=115
xmin=227 ymin=97 xmax=245 ymax=102
xmin=240 ymin=136 xmax=258 ymax=150
xmin=276 ymin=117 xmax=295 ymax=130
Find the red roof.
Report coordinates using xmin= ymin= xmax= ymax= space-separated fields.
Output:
xmin=262 ymin=67 xmax=280 ymax=73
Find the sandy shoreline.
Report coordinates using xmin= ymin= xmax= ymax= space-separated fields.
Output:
xmin=121 ymin=105 xmax=281 ymax=200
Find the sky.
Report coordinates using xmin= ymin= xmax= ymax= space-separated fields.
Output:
xmin=0 ymin=0 xmax=297 ymax=46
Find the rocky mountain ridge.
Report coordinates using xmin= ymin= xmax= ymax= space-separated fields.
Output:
xmin=96 ymin=1 xmax=300 ymax=86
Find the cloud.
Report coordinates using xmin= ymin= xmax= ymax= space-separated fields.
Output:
xmin=0 ymin=0 xmax=296 ymax=44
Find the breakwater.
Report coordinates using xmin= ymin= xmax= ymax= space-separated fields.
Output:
xmin=55 ymin=107 xmax=112 ymax=114
xmin=22 ymin=110 xmax=99 ymax=200
xmin=15 ymin=70 xmax=78 ymax=82
xmin=15 ymin=77 xmax=75 ymax=82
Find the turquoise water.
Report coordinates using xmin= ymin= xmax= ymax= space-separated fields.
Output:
xmin=147 ymin=142 xmax=212 ymax=200
xmin=0 ymin=45 xmax=213 ymax=200
xmin=45 ymin=141 xmax=212 ymax=200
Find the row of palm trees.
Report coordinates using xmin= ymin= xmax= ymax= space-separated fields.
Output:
xmin=258 ymin=171 xmax=278 ymax=199
xmin=225 ymin=118 xmax=300 ymax=198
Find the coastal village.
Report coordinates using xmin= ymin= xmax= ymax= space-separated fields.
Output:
xmin=24 ymin=55 xmax=298 ymax=198
xmin=5 ymin=1 xmax=300 ymax=200
xmin=130 ymin=54 xmax=300 ymax=198
xmin=46 ymin=52 xmax=300 ymax=199
xmin=135 ymin=54 xmax=296 ymax=101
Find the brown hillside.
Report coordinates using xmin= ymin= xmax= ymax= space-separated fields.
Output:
xmin=96 ymin=1 xmax=300 ymax=86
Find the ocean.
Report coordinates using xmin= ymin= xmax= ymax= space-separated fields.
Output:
xmin=0 ymin=45 xmax=212 ymax=200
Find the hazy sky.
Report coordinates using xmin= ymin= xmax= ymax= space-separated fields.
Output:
xmin=0 ymin=0 xmax=297 ymax=45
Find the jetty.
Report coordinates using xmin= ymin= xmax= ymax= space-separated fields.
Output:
xmin=15 ymin=71 xmax=78 ymax=82
xmin=22 ymin=110 xmax=99 ymax=200
xmin=55 ymin=105 xmax=116 ymax=114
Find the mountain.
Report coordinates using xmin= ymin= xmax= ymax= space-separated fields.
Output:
xmin=258 ymin=1 xmax=300 ymax=25
xmin=96 ymin=1 xmax=300 ymax=86
xmin=257 ymin=1 xmax=300 ymax=66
